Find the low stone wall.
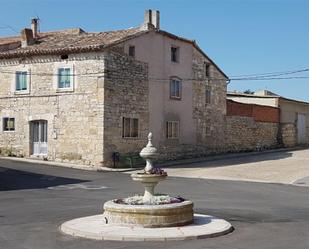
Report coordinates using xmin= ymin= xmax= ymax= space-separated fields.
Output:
xmin=225 ymin=116 xmax=279 ymax=152
xmin=279 ymin=123 xmax=296 ymax=147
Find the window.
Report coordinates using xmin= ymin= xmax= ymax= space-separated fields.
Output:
xmin=170 ymin=78 xmax=182 ymax=99
xmin=58 ymin=68 xmax=71 ymax=89
xmin=205 ymin=63 xmax=211 ymax=78
xmin=122 ymin=117 xmax=139 ymax=138
xmin=205 ymin=86 xmax=211 ymax=104
xmin=15 ymin=71 xmax=28 ymax=91
xmin=166 ymin=121 xmax=179 ymax=139
xmin=3 ymin=118 xmax=15 ymax=132
xmin=205 ymin=124 xmax=211 ymax=136
xmin=129 ymin=46 xmax=135 ymax=58
xmin=171 ymin=46 xmax=179 ymax=62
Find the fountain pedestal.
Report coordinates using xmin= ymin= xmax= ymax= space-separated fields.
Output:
xmin=131 ymin=173 xmax=167 ymax=203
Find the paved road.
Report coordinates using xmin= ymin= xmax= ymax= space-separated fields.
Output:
xmin=0 ymin=159 xmax=309 ymax=249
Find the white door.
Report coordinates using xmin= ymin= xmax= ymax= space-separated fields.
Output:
xmin=297 ymin=113 xmax=306 ymax=144
xmin=31 ymin=120 xmax=48 ymax=155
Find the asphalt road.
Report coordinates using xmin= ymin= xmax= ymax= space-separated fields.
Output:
xmin=0 ymin=158 xmax=309 ymax=249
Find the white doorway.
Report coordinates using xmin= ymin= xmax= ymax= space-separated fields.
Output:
xmin=297 ymin=113 xmax=306 ymax=144
xmin=30 ymin=120 xmax=48 ymax=155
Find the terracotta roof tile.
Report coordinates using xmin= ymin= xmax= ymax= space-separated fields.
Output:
xmin=0 ymin=27 xmax=145 ymax=58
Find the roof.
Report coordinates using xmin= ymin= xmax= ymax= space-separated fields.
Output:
xmin=227 ymin=91 xmax=309 ymax=106
xmin=0 ymin=28 xmax=146 ymax=59
xmin=227 ymin=92 xmax=279 ymax=99
xmin=0 ymin=26 xmax=228 ymax=79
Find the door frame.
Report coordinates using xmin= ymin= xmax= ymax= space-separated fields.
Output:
xmin=29 ymin=120 xmax=48 ymax=156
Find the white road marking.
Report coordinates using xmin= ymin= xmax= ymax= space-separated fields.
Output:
xmin=47 ymin=184 xmax=109 ymax=190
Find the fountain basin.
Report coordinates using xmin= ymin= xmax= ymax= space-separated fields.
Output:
xmin=103 ymin=199 xmax=194 ymax=228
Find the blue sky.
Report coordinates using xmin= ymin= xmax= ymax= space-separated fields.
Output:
xmin=1 ymin=0 xmax=308 ymax=101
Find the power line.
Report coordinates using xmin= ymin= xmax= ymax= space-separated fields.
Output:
xmin=231 ymin=68 xmax=309 ymax=79
xmin=0 ymin=25 xmax=18 ymax=34
xmin=230 ymin=68 xmax=309 ymax=78
xmin=0 ymin=68 xmax=309 ymax=82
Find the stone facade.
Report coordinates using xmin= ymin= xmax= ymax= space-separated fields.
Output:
xmin=225 ymin=116 xmax=279 ymax=152
xmin=192 ymin=48 xmax=227 ymax=151
xmin=0 ymin=51 xmax=149 ymax=168
xmin=102 ymin=52 xmax=149 ymax=166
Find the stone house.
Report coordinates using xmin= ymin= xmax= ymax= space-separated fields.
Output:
xmin=227 ymin=90 xmax=309 ymax=147
xmin=0 ymin=10 xmax=228 ymax=168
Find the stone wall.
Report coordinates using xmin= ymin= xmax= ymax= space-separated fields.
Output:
xmin=0 ymin=53 xmax=105 ymax=167
xmin=191 ymin=48 xmax=227 ymax=150
xmin=279 ymin=123 xmax=296 ymax=147
xmin=103 ymin=52 xmax=149 ymax=166
xmin=225 ymin=116 xmax=279 ymax=152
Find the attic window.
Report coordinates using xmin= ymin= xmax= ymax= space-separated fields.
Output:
xmin=205 ymin=63 xmax=211 ymax=77
xmin=61 ymin=54 xmax=69 ymax=60
xmin=128 ymin=46 xmax=135 ymax=58
xmin=171 ymin=46 xmax=179 ymax=62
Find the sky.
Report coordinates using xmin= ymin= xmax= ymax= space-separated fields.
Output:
xmin=0 ymin=0 xmax=308 ymax=101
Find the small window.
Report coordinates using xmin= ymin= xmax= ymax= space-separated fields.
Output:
xmin=15 ymin=71 xmax=28 ymax=91
xmin=166 ymin=121 xmax=179 ymax=139
xmin=129 ymin=46 xmax=135 ymax=58
xmin=205 ymin=124 xmax=211 ymax=136
xmin=205 ymin=86 xmax=211 ymax=104
xmin=205 ymin=63 xmax=211 ymax=77
xmin=170 ymin=78 xmax=182 ymax=99
xmin=3 ymin=117 xmax=15 ymax=132
xmin=171 ymin=46 xmax=179 ymax=62
xmin=122 ymin=117 xmax=139 ymax=138
xmin=58 ymin=68 xmax=71 ymax=89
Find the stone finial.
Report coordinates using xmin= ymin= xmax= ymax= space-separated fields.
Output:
xmin=147 ymin=132 xmax=153 ymax=147
xmin=140 ymin=132 xmax=158 ymax=173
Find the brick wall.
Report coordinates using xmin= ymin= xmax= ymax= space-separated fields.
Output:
xmin=227 ymin=99 xmax=279 ymax=123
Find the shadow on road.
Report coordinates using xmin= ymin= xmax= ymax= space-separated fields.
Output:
xmin=0 ymin=166 xmax=88 ymax=191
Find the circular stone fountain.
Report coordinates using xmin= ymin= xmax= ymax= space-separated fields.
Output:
xmin=60 ymin=133 xmax=233 ymax=241
xmin=103 ymin=133 xmax=194 ymax=228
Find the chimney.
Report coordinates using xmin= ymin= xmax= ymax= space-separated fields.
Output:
xmin=140 ymin=9 xmax=160 ymax=30
xmin=21 ymin=28 xmax=35 ymax=48
xmin=31 ymin=18 xmax=39 ymax=38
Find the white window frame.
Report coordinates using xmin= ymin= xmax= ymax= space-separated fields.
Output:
xmin=166 ymin=121 xmax=179 ymax=139
xmin=122 ymin=117 xmax=139 ymax=138
xmin=53 ymin=63 xmax=75 ymax=92
xmin=13 ymin=68 xmax=30 ymax=95
xmin=170 ymin=77 xmax=182 ymax=100
xmin=2 ymin=117 xmax=15 ymax=132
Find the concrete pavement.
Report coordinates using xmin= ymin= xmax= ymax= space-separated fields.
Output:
xmin=160 ymin=148 xmax=309 ymax=185
xmin=0 ymin=158 xmax=309 ymax=249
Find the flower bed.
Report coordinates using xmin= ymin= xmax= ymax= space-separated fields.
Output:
xmin=114 ymin=195 xmax=185 ymax=205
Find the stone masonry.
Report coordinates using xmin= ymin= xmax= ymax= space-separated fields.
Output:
xmin=191 ymin=48 xmax=227 ymax=152
xmin=225 ymin=116 xmax=279 ymax=152
xmin=279 ymin=123 xmax=297 ymax=147
xmin=0 ymin=50 xmax=149 ymax=168
xmin=102 ymin=51 xmax=149 ymax=167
